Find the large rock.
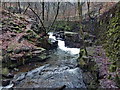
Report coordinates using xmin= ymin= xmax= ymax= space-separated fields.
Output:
xmin=11 ymin=64 xmax=86 ymax=89
xmin=64 ymin=31 xmax=83 ymax=48
xmin=53 ymin=31 xmax=65 ymax=40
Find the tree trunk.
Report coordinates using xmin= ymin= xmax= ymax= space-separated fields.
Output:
xmin=18 ymin=1 xmax=21 ymax=14
xmin=42 ymin=1 xmax=44 ymax=22
xmin=46 ymin=2 xmax=50 ymax=21
xmin=78 ymin=0 xmax=88 ymax=56
xmin=87 ymin=1 xmax=91 ymax=18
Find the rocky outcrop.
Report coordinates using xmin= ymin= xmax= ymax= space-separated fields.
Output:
xmin=1 ymin=10 xmax=56 ymax=86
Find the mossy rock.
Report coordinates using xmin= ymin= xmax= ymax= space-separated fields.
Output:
xmin=38 ymin=54 xmax=47 ymax=60
xmin=20 ymin=24 xmax=26 ymax=28
xmin=8 ymin=43 xmax=21 ymax=52
xmin=26 ymin=30 xmax=33 ymax=33
xmin=2 ymin=68 xmax=9 ymax=75
xmin=9 ymin=63 xmax=19 ymax=68
xmin=7 ymin=48 xmax=13 ymax=53
xmin=79 ymin=59 xmax=86 ymax=66
xmin=109 ymin=64 xmax=117 ymax=72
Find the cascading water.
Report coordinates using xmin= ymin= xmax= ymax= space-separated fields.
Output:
xmin=49 ymin=32 xmax=80 ymax=55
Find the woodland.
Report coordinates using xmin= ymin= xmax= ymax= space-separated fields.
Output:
xmin=0 ymin=1 xmax=120 ymax=89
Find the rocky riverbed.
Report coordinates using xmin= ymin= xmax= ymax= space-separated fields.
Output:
xmin=1 ymin=32 xmax=86 ymax=89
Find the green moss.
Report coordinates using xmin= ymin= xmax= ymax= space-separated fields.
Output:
xmin=2 ymin=68 xmax=9 ymax=75
xmin=98 ymin=5 xmax=120 ymax=73
xmin=109 ymin=65 xmax=117 ymax=72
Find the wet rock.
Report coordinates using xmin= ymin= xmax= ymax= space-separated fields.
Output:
xmin=50 ymin=41 xmax=58 ymax=49
xmin=2 ymin=79 xmax=10 ymax=86
xmin=14 ymin=68 xmax=19 ymax=72
xmin=21 ymin=46 xmax=31 ymax=52
xmin=2 ymin=73 xmax=14 ymax=79
xmin=64 ymin=31 xmax=83 ymax=48
xmin=26 ymin=64 xmax=50 ymax=76
xmin=48 ymin=37 xmax=58 ymax=49
xmin=32 ymin=48 xmax=45 ymax=55
xmin=14 ymin=49 xmax=21 ymax=54
xmin=84 ymin=40 xmax=93 ymax=46
xmin=38 ymin=54 xmax=48 ymax=60
xmin=13 ymin=73 xmax=27 ymax=83
xmin=34 ymin=47 xmax=46 ymax=51
xmin=53 ymin=31 xmax=65 ymax=40
xmin=32 ymin=50 xmax=42 ymax=54
xmin=11 ymin=64 xmax=86 ymax=88
xmin=14 ymin=46 xmax=31 ymax=54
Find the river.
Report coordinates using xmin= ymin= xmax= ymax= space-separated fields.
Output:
xmin=1 ymin=32 xmax=86 ymax=89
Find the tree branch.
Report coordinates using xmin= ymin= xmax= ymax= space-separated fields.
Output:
xmin=28 ymin=3 xmax=46 ymax=33
xmin=23 ymin=4 xmax=30 ymax=14
xmin=47 ymin=2 xmax=60 ymax=33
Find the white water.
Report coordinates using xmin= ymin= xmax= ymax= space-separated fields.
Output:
xmin=0 ymin=84 xmax=14 ymax=90
xmin=49 ymin=32 xmax=80 ymax=55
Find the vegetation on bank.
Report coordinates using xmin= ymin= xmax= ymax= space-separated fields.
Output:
xmin=96 ymin=2 xmax=120 ymax=87
xmin=1 ymin=1 xmax=120 ymax=89
xmin=1 ymin=10 xmax=51 ymax=72
xmin=78 ymin=2 xmax=120 ymax=88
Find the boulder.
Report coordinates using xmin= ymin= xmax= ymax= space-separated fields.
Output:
xmin=2 ymin=79 xmax=10 ymax=86
xmin=11 ymin=64 xmax=86 ymax=88
xmin=53 ymin=31 xmax=64 ymax=40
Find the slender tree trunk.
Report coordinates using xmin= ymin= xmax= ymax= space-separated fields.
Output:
xmin=78 ymin=0 xmax=88 ymax=56
xmin=87 ymin=1 xmax=91 ymax=18
xmin=46 ymin=2 xmax=49 ymax=21
xmin=18 ymin=1 xmax=21 ymax=14
xmin=42 ymin=1 xmax=44 ymax=22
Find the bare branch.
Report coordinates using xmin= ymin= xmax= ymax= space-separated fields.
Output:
xmin=23 ymin=4 xmax=30 ymax=14
xmin=28 ymin=3 xmax=46 ymax=32
xmin=47 ymin=2 xmax=60 ymax=33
